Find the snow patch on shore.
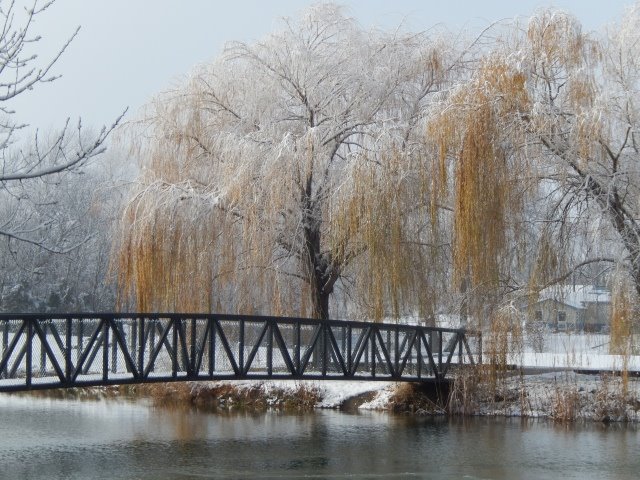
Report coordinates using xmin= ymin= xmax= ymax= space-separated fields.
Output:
xmin=190 ymin=379 xmax=397 ymax=409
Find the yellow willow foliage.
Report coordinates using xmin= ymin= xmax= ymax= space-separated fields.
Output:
xmin=610 ymin=283 xmax=633 ymax=355
xmin=115 ymin=193 xmax=220 ymax=313
xmin=325 ymin=149 xmax=436 ymax=321
xmin=526 ymin=9 xmax=603 ymax=163
xmin=115 ymin=190 xmax=296 ymax=315
xmin=454 ymin=102 xmax=505 ymax=289
xmin=527 ymin=9 xmax=586 ymax=70
xmin=484 ymin=304 xmax=524 ymax=396
xmin=427 ymin=58 xmax=529 ymax=294
xmin=528 ymin=232 xmax=565 ymax=292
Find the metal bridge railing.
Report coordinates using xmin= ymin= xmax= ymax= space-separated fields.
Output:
xmin=0 ymin=313 xmax=479 ymax=392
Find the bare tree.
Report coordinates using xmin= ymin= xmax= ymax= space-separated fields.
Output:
xmin=0 ymin=153 xmax=130 ymax=312
xmin=0 ymin=0 xmax=124 ymax=253
xmin=116 ymin=4 xmax=458 ymax=319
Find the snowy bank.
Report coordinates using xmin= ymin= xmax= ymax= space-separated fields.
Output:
xmin=455 ymin=371 xmax=640 ymax=423
xmin=152 ymin=379 xmax=399 ymax=411
xmin=136 ymin=371 xmax=639 ymax=423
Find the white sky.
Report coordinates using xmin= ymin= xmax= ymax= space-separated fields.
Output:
xmin=7 ymin=0 xmax=636 ymax=135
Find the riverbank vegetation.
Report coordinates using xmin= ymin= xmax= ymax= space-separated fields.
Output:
xmin=16 ymin=371 xmax=639 ymax=422
xmin=449 ymin=368 xmax=640 ymax=423
xmin=133 ymin=371 xmax=640 ymax=422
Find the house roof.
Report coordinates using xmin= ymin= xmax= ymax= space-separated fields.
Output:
xmin=537 ymin=285 xmax=610 ymax=309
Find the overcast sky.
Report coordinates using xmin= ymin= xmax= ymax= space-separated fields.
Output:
xmin=7 ymin=0 xmax=635 ymax=136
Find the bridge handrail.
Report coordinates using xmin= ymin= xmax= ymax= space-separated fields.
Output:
xmin=0 ymin=312 xmax=466 ymax=334
xmin=0 ymin=313 xmax=478 ymax=392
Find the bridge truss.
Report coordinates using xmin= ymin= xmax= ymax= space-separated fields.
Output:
xmin=0 ymin=314 xmax=478 ymax=392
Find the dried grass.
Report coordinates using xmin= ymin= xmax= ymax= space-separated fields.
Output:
xmin=592 ymin=374 xmax=628 ymax=422
xmin=448 ymin=367 xmax=482 ymax=415
xmin=549 ymin=382 xmax=581 ymax=423
xmin=388 ymin=382 xmax=447 ymax=415
xmin=136 ymin=382 xmax=321 ymax=412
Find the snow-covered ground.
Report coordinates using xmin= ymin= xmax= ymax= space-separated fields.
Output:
xmin=470 ymin=371 xmax=640 ymax=422
xmin=508 ymin=332 xmax=640 ymax=371
xmin=187 ymin=379 xmax=397 ymax=409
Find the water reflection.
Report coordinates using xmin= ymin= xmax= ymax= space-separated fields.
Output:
xmin=0 ymin=394 xmax=638 ymax=479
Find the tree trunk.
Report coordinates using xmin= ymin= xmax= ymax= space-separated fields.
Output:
xmin=312 ymin=286 xmax=331 ymax=321
xmin=302 ymin=199 xmax=335 ymax=321
xmin=306 ymin=250 xmax=333 ymax=321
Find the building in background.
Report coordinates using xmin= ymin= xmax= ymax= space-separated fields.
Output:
xmin=526 ymin=285 xmax=611 ymax=332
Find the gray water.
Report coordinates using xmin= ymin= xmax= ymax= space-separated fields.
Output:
xmin=0 ymin=395 xmax=638 ymax=480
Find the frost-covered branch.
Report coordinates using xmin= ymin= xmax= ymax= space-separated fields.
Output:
xmin=0 ymin=0 xmax=125 ymax=255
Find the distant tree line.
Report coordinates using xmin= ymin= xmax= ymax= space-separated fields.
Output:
xmin=0 ymin=0 xmax=124 ymax=312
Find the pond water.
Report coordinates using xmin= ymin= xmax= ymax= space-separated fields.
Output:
xmin=0 ymin=394 xmax=638 ymax=479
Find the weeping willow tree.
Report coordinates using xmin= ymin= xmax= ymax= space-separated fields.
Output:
xmin=115 ymin=4 xmax=458 ymax=319
xmin=428 ymin=6 xmax=640 ymax=340
xmin=428 ymin=57 xmax=531 ymax=317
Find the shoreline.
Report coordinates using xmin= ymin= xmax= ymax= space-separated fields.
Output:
xmin=450 ymin=370 xmax=640 ymax=423
xmin=12 ymin=369 xmax=640 ymax=423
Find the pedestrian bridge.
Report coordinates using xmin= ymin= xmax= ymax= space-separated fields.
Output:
xmin=0 ymin=313 xmax=478 ymax=392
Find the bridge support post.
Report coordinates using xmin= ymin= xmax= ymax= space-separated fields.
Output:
xmin=438 ymin=331 xmax=443 ymax=372
xmin=137 ymin=318 xmax=145 ymax=378
xmin=26 ymin=319 xmax=33 ymax=388
xmin=2 ymin=321 xmax=8 ymax=377
xmin=190 ymin=318 xmax=197 ymax=377
xmin=39 ymin=320 xmax=47 ymax=375
xmin=65 ymin=318 xmax=72 ymax=384
xmin=130 ymin=320 xmax=137 ymax=360
xmin=294 ymin=322 xmax=301 ymax=374
xmin=77 ymin=320 xmax=84 ymax=362
xmin=266 ymin=321 xmax=273 ymax=376
xmin=238 ymin=319 xmax=245 ymax=375
xmin=102 ymin=320 xmax=109 ymax=381
xmin=322 ymin=324 xmax=328 ymax=376
xmin=172 ymin=318 xmax=179 ymax=378
xmin=208 ymin=318 xmax=215 ymax=375
xmin=149 ymin=320 xmax=156 ymax=373
xmin=111 ymin=320 xmax=119 ymax=374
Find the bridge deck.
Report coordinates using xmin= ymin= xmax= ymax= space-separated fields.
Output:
xmin=0 ymin=314 xmax=478 ymax=392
